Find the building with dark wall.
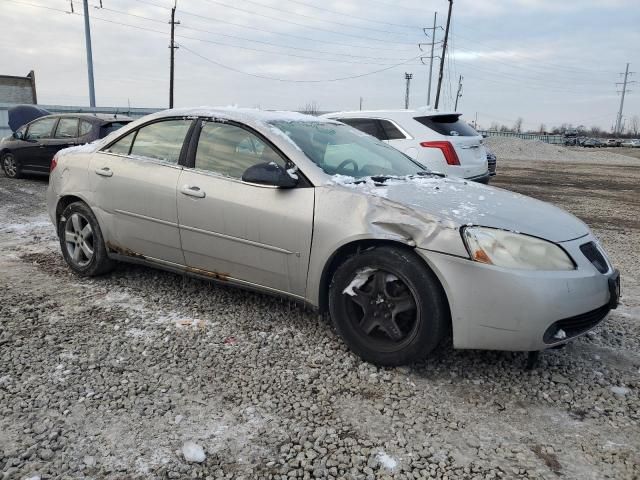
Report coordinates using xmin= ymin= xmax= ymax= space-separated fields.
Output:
xmin=0 ymin=71 xmax=37 ymax=104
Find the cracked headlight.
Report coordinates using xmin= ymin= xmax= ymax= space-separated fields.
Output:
xmin=462 ymin=227 xmax=575 ymax=271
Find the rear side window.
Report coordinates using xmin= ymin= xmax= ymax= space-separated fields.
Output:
xmin=379 ymin=120 xmax=406 ymax=140
xmin=55 ymin=118 xmax=79 ymax=138
xmin=338 ymin=118 xmax=384 ymax=140
xmin=104 ymin=130 xmax=135 ymax=155
xmin=79 ymin=121 xmax=93 ymax=137
xmin=129 ymin=119 xmax=192 ymax=164
xmin=99 ymin=121 xmax=130 ymax=138
xmin=413 ymin=115 xmax=479 ymax=137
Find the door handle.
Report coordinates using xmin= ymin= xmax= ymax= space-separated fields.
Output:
xmin=95 ymin=167 xmax=113 ymax=177
xmin=180 ymin=185 xmax=206 ymax=198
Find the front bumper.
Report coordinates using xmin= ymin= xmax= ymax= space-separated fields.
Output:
xmin=466 ymin=172 xmax=491 ymax=184
xmin=416 ymin=234 xmax=618 ymax=351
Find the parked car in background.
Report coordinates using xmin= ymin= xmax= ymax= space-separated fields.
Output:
xmin=605 ymin=139 xmax=621 ymax=147
xmin=621 ymin=139 xmax=640 ymax=148
xmin=582 ymin=138 xmax=602 ymax=148
xmin=486 ymin=148 xmax=497 ymax=178
xmin=47 ymin=107 xmax=619 ymax=366
xmin=321 ymin=110 xmax=490 ymax=183
xmin=1 ymin=113 xmax=132 ymax=178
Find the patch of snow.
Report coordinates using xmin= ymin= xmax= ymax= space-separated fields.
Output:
xmin=286 ymin=166 xmax=299 ymax=180
xmin=386 ymin=274 xmax=398 ymax=283
xmin=610 ymin=386 xmax=629 ymax=397
xmin=376 ymin=451 xmax=398 ymax=471
xmin=343 ymin=267 xmax=376 ymax=296
xmin=182 ymin=441 xmax=206 ymax=463
xmin=553 ymin=329 xmax=567 ymax=340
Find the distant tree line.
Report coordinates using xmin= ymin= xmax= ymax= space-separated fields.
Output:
xmin=485 ymin=115 xmax=639 ymax=138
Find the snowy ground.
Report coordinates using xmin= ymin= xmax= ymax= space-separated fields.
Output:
xmin=0 ymin=156 xmax=639 ymax=479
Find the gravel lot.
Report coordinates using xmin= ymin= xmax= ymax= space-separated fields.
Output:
xmin=1 ymin=149 xmax=639 ymax=479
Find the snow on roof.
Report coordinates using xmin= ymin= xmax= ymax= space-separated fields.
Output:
xmin=151 ymin=106 xmax=340 ymax=124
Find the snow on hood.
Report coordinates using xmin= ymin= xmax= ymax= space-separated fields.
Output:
xmin=326 ymin=175 xmax=589 ymax=243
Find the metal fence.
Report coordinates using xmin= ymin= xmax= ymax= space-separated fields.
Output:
xmin=0 ymin=103 xmax=161 ymax=138
xmin=478 ymin=130 xmax=565 ymax=145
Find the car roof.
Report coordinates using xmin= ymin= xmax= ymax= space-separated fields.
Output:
xmin=53 ymin=113 xmax=133 ymax=123
xmin=322 ymin=109 xmax=460 ymax=119
xmin=143 ymin=107 xmax=340 ymax=126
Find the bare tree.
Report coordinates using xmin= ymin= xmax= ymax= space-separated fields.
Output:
xmin=538 ymin=123 xmax=546 ymax=134
xmin=489 ymin=122 xmax=499 ymax=131
xmin=513 ymin=117 xmax=523 ymax=133
xmin=300 ymin=101 xmax=320 ymax=116
xmin=629 ymin=115 xmax=639 ymax=137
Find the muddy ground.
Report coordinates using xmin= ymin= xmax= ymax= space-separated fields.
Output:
xmin=0 ymin=157 xmax=638 ymax=480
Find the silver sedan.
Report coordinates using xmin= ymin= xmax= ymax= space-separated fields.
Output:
xmin=47 ymin=108 xmax=620 ymax=366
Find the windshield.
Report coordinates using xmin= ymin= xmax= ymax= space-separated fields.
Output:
xmin=269 ymin=121 xmax=424 ymax=179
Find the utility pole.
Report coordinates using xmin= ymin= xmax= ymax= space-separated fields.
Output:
xmin=82 ymin=0 xmax=96 ymax=107
xmin=474 ymin=112 xmax=478 ymax=129
xmin=169 ymin=1 xmax=180 ymax=109
xmin=615 ymin=63 xmax=635 ymax=135
xmin=359 ymin=97 xmax=363 ymax=111
xmin=419 ymin=13 xmax=443 ymax=107
xmin=404 ymin=73 xmax=413 ymax=109
xmin=435 ymin=0 xmax=453 ymax=110
xmin=454 ymin=75 xmax=463 ymax=110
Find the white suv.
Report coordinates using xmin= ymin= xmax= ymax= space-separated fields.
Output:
xmin=322 ymin=110 xmax=489 ymax=182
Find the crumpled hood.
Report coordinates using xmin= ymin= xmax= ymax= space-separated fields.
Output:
xmin=343 ymin=176 xmax=590 ymax=243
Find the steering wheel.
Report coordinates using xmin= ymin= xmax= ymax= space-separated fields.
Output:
xmin=336 ymin=158 xmax=359 ymax=175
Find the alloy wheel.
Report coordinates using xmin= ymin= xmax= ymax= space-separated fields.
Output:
xmin=64 ymin=213 xmax=94 ymax=267
xmin=3 ymin=155 xmax=17 ymax=177
xmin=344 ymin=269 xmax=419 ymax=348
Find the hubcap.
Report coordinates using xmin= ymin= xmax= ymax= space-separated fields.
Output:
xmin=64 ymin=213 xmax=94 ymax=267
xmin=3 ymin=155 xmax=17 ymax=177
xmin=345 ymin=270 xmax=418 ymax=347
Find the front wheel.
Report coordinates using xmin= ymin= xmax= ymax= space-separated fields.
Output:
xmin=2 ymin=152 xmax=21 ymax=179
xmin=58 ymin=201 xmax=115 ymax=276
xmin=329 ymin=246 xmax=449 ymax=366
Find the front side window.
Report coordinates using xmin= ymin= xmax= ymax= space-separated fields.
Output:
xmin=269 ymin=121 xmax=423 ymax=178
xmin=55 ymin=118 xmax=79 ymax=138
xmin=26 ymin=117 xmax=58 ymax=140
xmin=194 ymin=121 xmax=285 ymax=178
xmin=129 ymin=119 xmax=192 ymax=164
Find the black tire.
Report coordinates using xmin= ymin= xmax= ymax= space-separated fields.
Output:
xmin=2 ymin=152 xmax=22 ymax=179
xmin=329 ymin=246 xmax=449 ymax=366
xmin=58 ymin=201 xmax=115 ymax=276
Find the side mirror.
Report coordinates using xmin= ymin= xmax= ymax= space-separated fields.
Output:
xmin=242 ymin=162 xmax=298 ymax=188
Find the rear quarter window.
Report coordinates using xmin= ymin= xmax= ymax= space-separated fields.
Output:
xmin=413 ymin=115 xmax=479 ymax=137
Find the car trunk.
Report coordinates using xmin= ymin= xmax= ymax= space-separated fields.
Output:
xmin=413 ymin=114 xmax=486 ymax=168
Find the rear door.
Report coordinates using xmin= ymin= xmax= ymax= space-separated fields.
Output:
xmin=89 ymin=118 xmax=194 ymax=264
xmin=176 ymin=119 xmax=314 ymax=297
xmin=45 ymin=117 xmax=80 ymax=163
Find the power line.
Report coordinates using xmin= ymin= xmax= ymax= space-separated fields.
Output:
xmin=197 ymin=0 xmax=417 ymax=45
xmin=264 ymin=0 xmax=423 ymax=29
xmin=178 ymin=42 xmax=423 ymax=83
xmin=131 ymin=0 xmax=413 ymax=53
xmin=213 ymin=0 xmax=419 ymax=37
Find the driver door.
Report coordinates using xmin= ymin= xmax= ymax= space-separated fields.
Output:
xmin=177 ymin=120 xmax=314 ymax=297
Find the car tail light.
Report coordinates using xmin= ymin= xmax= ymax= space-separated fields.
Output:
xmin=50 ymin=154 xmax=58 ymax=172
xmin=420 ymin=141 xmax=460 ymax=165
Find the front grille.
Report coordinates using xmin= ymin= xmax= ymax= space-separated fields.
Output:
xmin=543 ymin=304 xmax=610 ymax=343
xmin=580 ymin=242 xmax=608 ymax=273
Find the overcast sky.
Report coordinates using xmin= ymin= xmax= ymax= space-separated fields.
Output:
xmin=1 ymin=0 xmax=639 ymax=131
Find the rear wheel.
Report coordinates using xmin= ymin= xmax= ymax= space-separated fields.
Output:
xmin=2 ymin=152 xmax=21 ymax=179
xmin=329 ymin=246 xmax=449 ymax=366
xmin=58 ymin=202 xmax=115 ymax=276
